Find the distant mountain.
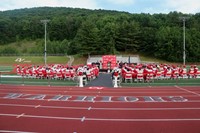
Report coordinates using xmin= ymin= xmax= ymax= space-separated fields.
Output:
xmin=0 ymin=7 xmax=200 ymax=62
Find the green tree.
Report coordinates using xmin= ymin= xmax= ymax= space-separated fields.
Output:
xmin=116 ymin=20 xmax=141 ymax=53
xmin=155 ymin=26 xmax=182 ymax=62
xmin=74 ymin=17 xmax=101 ymax=55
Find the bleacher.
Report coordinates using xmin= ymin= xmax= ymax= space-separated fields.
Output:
xmin=116 ymin=55 xmax=141 ymax=64
xmin=87 ymin=55 xmax=141 ymax=65
xmin=87 ymin=56 xmax=102 ymax=64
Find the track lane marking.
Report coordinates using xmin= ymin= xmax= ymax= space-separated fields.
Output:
xmin=16 ymin=113 xmax=25 ymax=118
xmin=88 ymin=107 xmax=92 ymax=110
xmin=85 ymin=118 xmax=200 ymax=122
xmin=34 ymin=105 xmax=40 ymax=108
xmin=0 ymin=130 xmax=38 ymax=133
xmin=1 ymin=85 xmax=200 ymax=92
xmin=0 ymin=113 xmax=81 ymax=120
xmin=1 ymin=88 xmax=199 ymax=94
xmin=81 ymin=116 xmax=86 ymax=122
xmin=175 ymin=86 xmax=200 ymax=97
xmin=0 ymin=113 xmax=200 ymax=122
xmin=0 ymin=103 xmax=200 ymax=111
xmin=0 ymin=89 xmax=193 ymax=94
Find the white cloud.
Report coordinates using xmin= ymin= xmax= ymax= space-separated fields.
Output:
xmin=107 ymin=0 xmax=135 ymax=5
xmin=0 ymin=0 xmax=99 ymax=11
xmin=166 ymin=0 xmax=200 ymax=13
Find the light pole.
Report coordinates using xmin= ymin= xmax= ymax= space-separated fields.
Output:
xmin=41 ymin=19 xmax=50 ymax=66
xmin=179 ymin=17 xmax=189 ymax=66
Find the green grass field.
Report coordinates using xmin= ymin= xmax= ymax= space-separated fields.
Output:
xmin=0 ymin=66 xmax=13 ymax=72
xmin=0 ymin=76 xmax=77 ymax=86
xmin=121 ymin=78 xmax=200 ymax=87
xmin=1 ymin=75 xmax=199 ymax=87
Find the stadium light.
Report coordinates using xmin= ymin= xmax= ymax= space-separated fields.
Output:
xmin=179 ymin=17 xmax=189 ymax=66
xmin=41 ymin=19 xmax=50 ymax=66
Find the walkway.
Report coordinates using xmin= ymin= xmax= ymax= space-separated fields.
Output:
xmin=86 ymin=73 xmax=113 ymax=87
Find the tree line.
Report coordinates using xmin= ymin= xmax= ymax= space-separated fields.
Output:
xmin=0 ymin=7 xmax=200 ymax=62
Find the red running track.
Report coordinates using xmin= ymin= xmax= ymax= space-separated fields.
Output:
xmin=0 ymin=84 xmax=200 ymax=133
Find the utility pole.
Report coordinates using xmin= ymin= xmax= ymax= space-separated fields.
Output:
xmin=179 ymin=17 xmax=189 ymax=66
xmin=41 ymin=19 xmax=50 ymax=66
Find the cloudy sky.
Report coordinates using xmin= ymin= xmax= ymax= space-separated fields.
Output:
xmin=0 ymin=0 xmax=200 ymax=14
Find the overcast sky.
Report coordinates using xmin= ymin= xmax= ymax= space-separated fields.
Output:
xmin=0 ymin=0 xmax=200 ymax=14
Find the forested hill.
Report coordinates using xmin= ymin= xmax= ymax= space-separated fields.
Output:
xmin=0 ymin=7 xmax=200 ymax=62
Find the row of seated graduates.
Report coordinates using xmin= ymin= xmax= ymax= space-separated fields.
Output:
xmin=111 ymin=63 xmax=200 ymax=82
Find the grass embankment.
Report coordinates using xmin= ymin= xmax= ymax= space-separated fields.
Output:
xmin=0 ymin=40 xmax=36 ymax=53
xmin=0 ymin=77 xmax=77 ymax=86
xmin=72 ymin=55 xmax=87 ymax=65
xmin=0 ymin=56 xmax=70 ymax=72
